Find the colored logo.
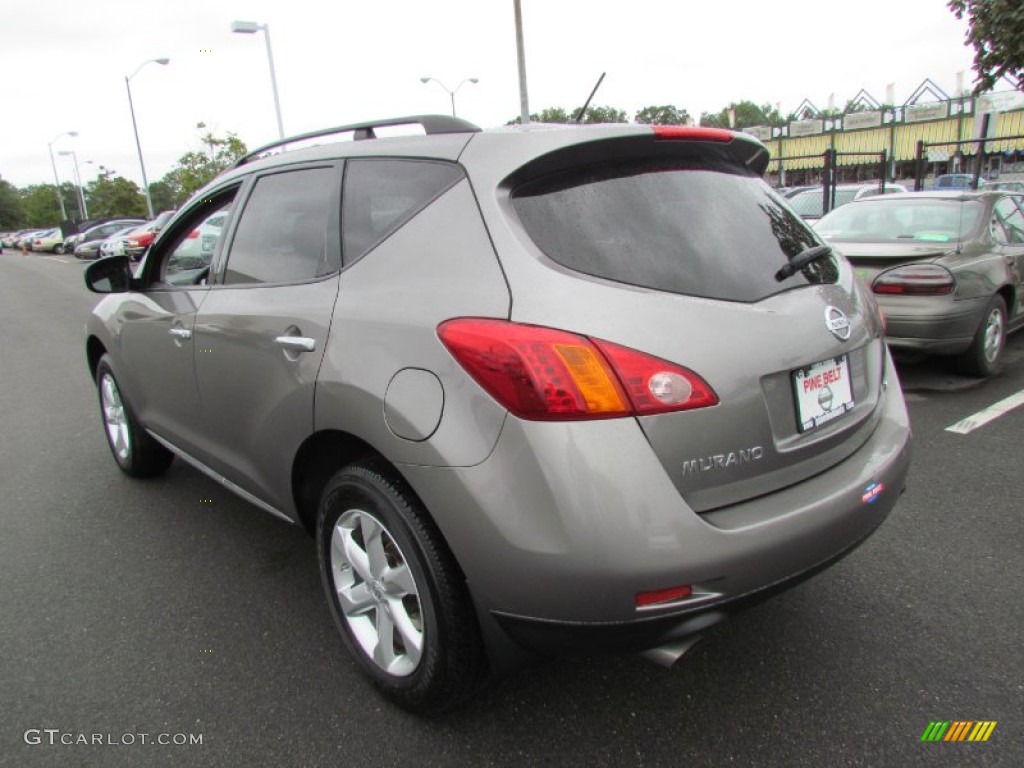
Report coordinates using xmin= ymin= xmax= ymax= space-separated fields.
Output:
xmin=861 ymin=482 xmax=884 ymax=504
xmin=921 ymin=721 xmax=997 ymax=742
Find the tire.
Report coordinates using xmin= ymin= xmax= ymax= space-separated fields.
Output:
xmin=54 ymin=244 xmax=65 ymax=255
xmin=317 ymin=461 xmax=486 ymax=712
xmin=95 ymin=355 xmax=173 ymax=477
xmin=957 ymin=295 xmax=1007 ymax=377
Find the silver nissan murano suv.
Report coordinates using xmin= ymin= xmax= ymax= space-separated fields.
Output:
xmin=84 ymin=115 xmax=912 ymax=712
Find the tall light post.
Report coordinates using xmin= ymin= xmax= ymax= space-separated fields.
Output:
xmin=47 ymin=131 xmax=78 ymax=221
xmin=58 ymin=150 xmax=88 ymax=220
xmin=126 ymin=57 xmax=169 ymax=219
xmin=419 ymin=77 xmax=479 ymax=117
xmin=231 ymin=20 xmax=285 ymax=139
xmin=513 ymin=0 xmax=530 ymax=124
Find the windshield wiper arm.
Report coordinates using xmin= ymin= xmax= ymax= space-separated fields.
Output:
xmin=775 ymin=245 xmax=833 ymax=282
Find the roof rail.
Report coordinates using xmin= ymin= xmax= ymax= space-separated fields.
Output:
xmin=233 ymin=114 xmax=481 ymax=168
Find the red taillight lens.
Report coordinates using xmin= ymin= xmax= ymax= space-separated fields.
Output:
xmin=437 ymin=319 xmax=718 ymax=421
xmin=652 ymin=125 xmax=733 ymax=142
xmin=186 ymin=228 xmax=200 ymax=239
xmin=593 ymin=339 xmax=718 ymax=414
xmin=872 ymin=264 xmax=955 ymax=295
xmin=636 ymin=584 xmax=693 ymax=607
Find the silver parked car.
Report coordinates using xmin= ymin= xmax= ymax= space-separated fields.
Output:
xmin=788 ymin=182 xmax=909 ymax=221
xmin=814 ymin=190 xmax=1024 ymax=375
xmin=84 ymin=116 xmax=911 ymax=711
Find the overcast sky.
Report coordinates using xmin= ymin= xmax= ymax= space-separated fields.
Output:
xmin=2 ymin=0 xmax=977 ymax=191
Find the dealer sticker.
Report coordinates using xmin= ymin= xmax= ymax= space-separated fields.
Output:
xmin=793 ymin=355 xmax=854 ymax=432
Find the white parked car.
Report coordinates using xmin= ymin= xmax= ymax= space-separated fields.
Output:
xmin=98 ymin=225 xmax=146 ymax=259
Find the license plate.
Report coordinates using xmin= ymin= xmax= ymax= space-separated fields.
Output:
xmin=792 ymin=355 xmax=854 ymax=432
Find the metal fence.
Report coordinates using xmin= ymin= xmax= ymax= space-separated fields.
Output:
xmin=913 ymin=119 xmax=1024 ymax=190
xmin=768 ymin=149 xmax=888 ymax=214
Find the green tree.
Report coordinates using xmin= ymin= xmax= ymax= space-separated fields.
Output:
xmin=85 ymin=176 xmax=146 ymax=218
xmin=634 ymin=105 xmax=690 ymax=125
xmin=148 ymin=180 xmax=176 ymax=215
xmin=0 ymin=179 xmax=25 ymax=228
xmin=506 ymin=105 xmax=629 ymax=125
xmin=506 ymin=107 xmax=571 ymax=124
xmin=158 ymin=124 xmax=247 ymax=207
xmin=573 ymin=105 xmax=628 ymax=124
xmin=949 ymin=0 xmax=1024 ymax=93
xmin=19 ymin=185 xmax=65 ymax=227
xmin=700 ymin=101 xmax=781 ymax=129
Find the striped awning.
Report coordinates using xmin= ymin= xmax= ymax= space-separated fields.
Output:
xmin=832 ymin=127 xmax=888 ymax=164
xmin=893 ymin=120 xmax=962 ymax=160
xmin=761 ymin=108 xmax=1024 ymax=171
xmin=768 ymin=134 xmax=830 ymax=170
xmin=990 ymin=110 xmax=1024 ymax=153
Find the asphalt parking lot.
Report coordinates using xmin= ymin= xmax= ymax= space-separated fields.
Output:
xmin=1 ymin=251 xmax=1021 ymax=768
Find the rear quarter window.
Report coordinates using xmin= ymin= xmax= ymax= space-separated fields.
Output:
xmin=342 ymin=159 xmax=464 ymax=265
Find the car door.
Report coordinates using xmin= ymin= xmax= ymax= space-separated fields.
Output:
xmin=116 ymin=189 xmax=241 ymax=457
xmin=991 ymin=195 xmax=1024 ymax=320
xmin=191 ymin=163 xmax=343 ymax=515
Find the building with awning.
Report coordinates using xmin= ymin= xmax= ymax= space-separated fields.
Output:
xmin=750 ymin=83 xmax=1024 ymax=186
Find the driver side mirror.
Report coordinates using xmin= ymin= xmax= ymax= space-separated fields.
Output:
xmin=84 ymin=255 xmax=134 ymax=294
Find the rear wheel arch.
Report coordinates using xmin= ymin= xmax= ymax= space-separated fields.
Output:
xmin=292 ymin=431 xmax=393 ymax=535
xmin=86 ymin=336 xmax=108 ymax=380
xmin=997 ymin=284 xmax=1017 ymax=318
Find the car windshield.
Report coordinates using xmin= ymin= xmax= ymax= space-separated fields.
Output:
xmin=814 ymin=198 xmax=984 ymax=242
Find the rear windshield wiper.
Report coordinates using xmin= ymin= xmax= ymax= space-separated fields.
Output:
xmin=775 ymin=245 xmax=833 ymax=282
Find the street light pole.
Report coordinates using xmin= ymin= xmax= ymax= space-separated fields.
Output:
xmin=231 ymin=21 xmax=285 ymax=139
xmin=513 ymin=0 xmax=530 ymax=124
xmin=419 ymin=77 xmax=479 ymax=117
xmin=59 ymin=150 xmax=88 ymax=220
xmin=126 ymin=57 xmax=169 ymax=219
xmin=47 ymin=131 xmax=78 ymax=221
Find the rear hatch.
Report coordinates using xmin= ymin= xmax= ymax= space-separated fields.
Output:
xmin=484 ymin=129 xmax=889 ymax=513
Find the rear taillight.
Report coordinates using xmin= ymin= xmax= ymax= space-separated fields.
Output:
xmin=652 ymin=125 xmax=733 ymax=142
xmin=872 ymin=264 xmax=955 ymax=295
xmin=437 ymin=319 xmax=718 ymax=421
xmin=186 ymin=228 xmax=200 ymax=239
xmin=636 ymin=584 xmax=693 ymax=607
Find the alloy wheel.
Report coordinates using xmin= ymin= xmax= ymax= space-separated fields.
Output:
xmin=982 ymin=306 xmax=1005 ymax=364
xmin=330 ymin=508 xmax=424 ymax=676
xmin=100 ymin=373 xmax=131 ymax=461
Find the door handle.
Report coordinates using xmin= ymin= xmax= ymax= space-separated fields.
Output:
xmin=275 ymin=336 xmax=316 ymax=352
xmin=169 ymin=327 xmax=193 ymax=340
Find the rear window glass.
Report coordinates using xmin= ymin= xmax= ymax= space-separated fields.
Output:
xmin=511 ymin=157 xmax=836 ymax=303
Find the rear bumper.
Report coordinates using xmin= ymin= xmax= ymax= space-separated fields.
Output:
xmin=491 ymin=520 xmax=884 ymax=657
xmin=400 ymin=353 xmax=911 ymax=663
xmin=880 ymin=296 xmax=986 ymax=355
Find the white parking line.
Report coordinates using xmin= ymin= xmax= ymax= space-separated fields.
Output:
xmin=945 ymin=390 xmax=1024 ymax=434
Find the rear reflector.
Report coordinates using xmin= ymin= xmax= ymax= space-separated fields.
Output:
xmin=652 ymin=125 xmax=733 ymax=142
xmin=438 ymin=318 xmax=718 ymax=420
xmin=636 ymin=585 xmax=693 ymax=607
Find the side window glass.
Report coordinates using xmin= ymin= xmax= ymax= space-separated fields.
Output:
xmin=994 ymin=197 xmax=1024 ymax=244
xmin=157 ymin=188 xmax=240 ymax=286
xmin=342 ymin=159 xmax=464 ymax=264
xmin=222 ymin=167 xmax=337 ymax=285
xmin=163 ymin=203 xmax=235 ymax=282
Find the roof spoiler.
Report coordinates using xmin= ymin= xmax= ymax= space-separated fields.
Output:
xmin=233 ymin=115 xmax=481 ymax=168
